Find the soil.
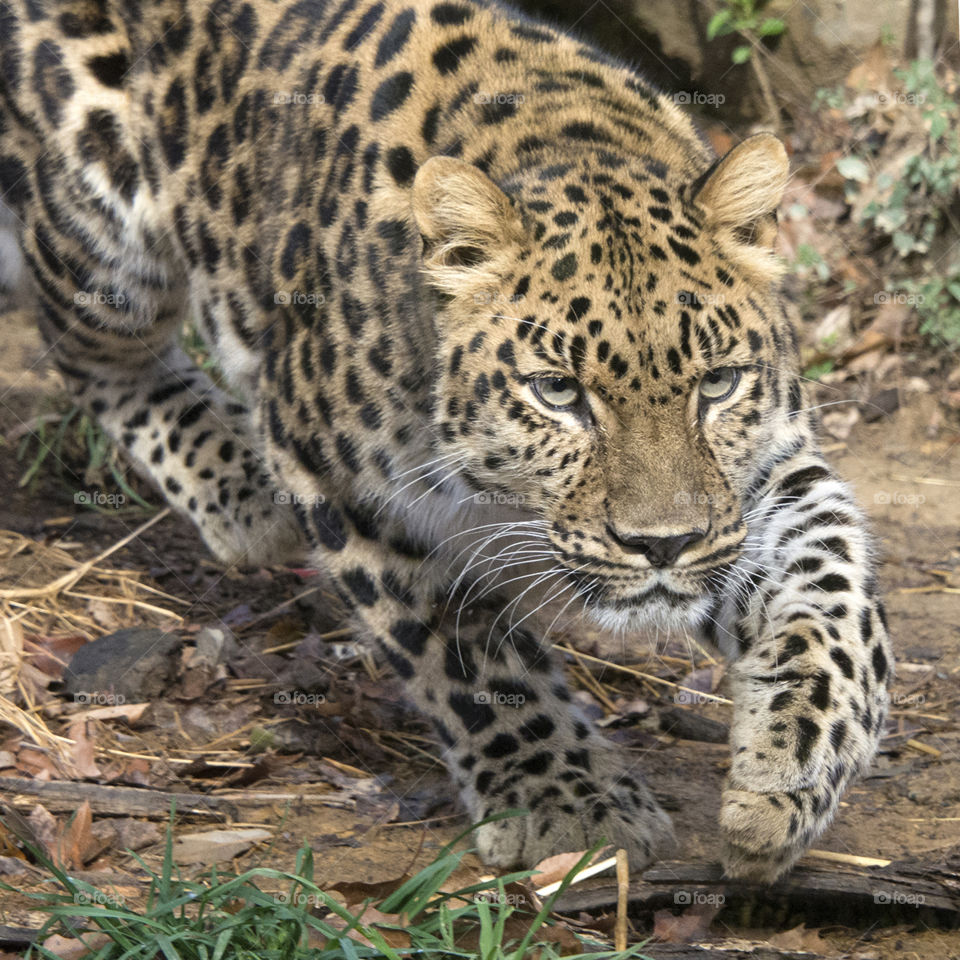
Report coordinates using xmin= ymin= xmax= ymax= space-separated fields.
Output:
xmin=0 ymin=313 xmax=958 ymax=959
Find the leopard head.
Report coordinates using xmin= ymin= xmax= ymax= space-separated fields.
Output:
xmin=411 ymin=135 xmax=795 ymax=630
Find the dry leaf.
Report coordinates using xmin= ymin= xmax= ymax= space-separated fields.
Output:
xmin=171 ymin=827 xmax=271 ymax=864
xmin=769 ymin=923 xmax=832 ymax=952
xmin=78 ymin=702 xmax=149 ymax=723
xmin=329 ymin=873 xmax=411 ymax=903
xmin=41 ymin=934 xmax=111 ymax=959
xmin=323 ymin=904 xmax=411 ymax=949
xmin=57 ymin=801 xmax=94 ymax=870
xmin=66 ymin=719 xmax=102 ymax=779
xmin=531 ymin=849 xmax=590 ymax=888
xmin=652 ymin=901 xmax=722 ymax=943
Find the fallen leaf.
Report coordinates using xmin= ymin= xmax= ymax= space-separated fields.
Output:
xmin=652 ymin=901 xmax=722 ymax=943
xmin=328 ymin=872 xmax=411 ymax=904
xmin=66 ymin=719 xmax=102 ymax=779
xmin=172 ymin=827 xmax=271 ymax=864
xmin=531 ymin=849 xmax=594 ymax=888
xmin=77 ymin=702 xmax=149 ymax=723
xmin=57 ymin=801 xmax=95 ymax=870
xmin=321 ymin=904 xmax=411 ymax=949
xmin=769 ymin=923 xmax=831 ymax=952
xmin=41 ymin=934 xmax=111 ymax=960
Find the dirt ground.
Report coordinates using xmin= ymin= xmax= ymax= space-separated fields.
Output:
xmin=1 ymin=312 xmax=958 ymax=958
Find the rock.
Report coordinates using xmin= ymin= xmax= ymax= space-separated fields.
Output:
xmin=61 ymin=628 xmax=181 ymax=704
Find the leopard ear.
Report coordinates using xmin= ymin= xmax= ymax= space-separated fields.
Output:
xmin=412 ymin=156 xmax=525 ymax=295
xmin=692 ymin=133 xmax=788 ymax=254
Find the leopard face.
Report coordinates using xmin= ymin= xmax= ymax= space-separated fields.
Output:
xmin=411 ymin=140 xmax=795 ymax=631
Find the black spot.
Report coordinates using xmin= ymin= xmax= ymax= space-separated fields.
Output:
xmin=375 ymin=8 xmax=416 ymax=67
xmin=483 ymin=733 xmax=519 ymax=758
xmin=433 ymin=34 xmax=477 ymax=74
xmin=342 ymin=567 xmax=378 ymax=606
xmin=770 ymin=690 xmax=793 ymax=711
xmin=391 ymin=619 xmax=429 ymax=655
xmin=810 ymin=671 xmax=831 ymax=710
xmin=370 ymin=71 xmax=414 ymax=120
xmin=431 ymin=2 xmax=473 ymax=25
xmin=551 ymin=253 xmax=577 ymax=281
xmin=86 ymin=51 xmax=129 ymax=87
xmin=795 ymin=716 xmax=820 ymax=764
xmin=449 ymin=692 xmax=495 ymax=732
xmin=386 ymin=145 xmax=416 ymax=185
xmin=829 ymin=647 xmax=855 ymax=680
xmin=312 ymin=501 xmax=348 ymax=551
xmin=871 ymin=644 xmax=888 ymax=682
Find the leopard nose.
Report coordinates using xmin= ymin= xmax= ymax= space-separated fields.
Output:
xmin=606 ymin=526 xmax=706 ymax=567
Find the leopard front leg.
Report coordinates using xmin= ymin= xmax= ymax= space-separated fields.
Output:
xmin=294 ymin=499 xmax=674 ymax=870
xmin=714 ymin=459 xmax=892 ymax=882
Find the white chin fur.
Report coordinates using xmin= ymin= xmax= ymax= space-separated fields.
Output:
xmin=587 ymin=594 xmax=710 ymax=634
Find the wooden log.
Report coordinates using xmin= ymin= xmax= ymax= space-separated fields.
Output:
xmin=553 ymin=857 xmax=960 ymax=926
xmin=0 ymin=777 xmax=238 ymax=821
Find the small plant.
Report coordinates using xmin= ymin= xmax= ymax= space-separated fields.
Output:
xmin=833 ymin=59 xmax=960 ymax=348
xmin=706 ymin=0 xmax=786 ymax=66
xmin=706 ymin=0 xmax=786 ymax=128
xmin=1 ymin=810 xmax=651 ymax=960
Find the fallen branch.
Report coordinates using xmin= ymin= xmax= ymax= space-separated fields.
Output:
xmin=0 ymin=776 xmax=238 ymax=821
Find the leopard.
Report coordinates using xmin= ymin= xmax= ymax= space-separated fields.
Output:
xmin=0 ymin=0 xmax=892 ymax=882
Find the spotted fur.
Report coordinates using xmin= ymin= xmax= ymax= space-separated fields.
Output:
xmin=0 ymin=0 xmax=891 ymax=881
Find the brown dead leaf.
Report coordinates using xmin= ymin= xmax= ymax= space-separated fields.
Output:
xmin=531 ymin=850 xmax=589 ymax=888
xmin=27 ymin=804 xmax=58 ymax=858
xmin=41 ymin=934 xmax=111 ymax=960
xmin=66 ymin=719 xmax=102 ymax=779
xmin=322 ymin=905 xmax=411 ymax=950
xmin=652 ymin=901 xmax=721 ymax=943
xmin=79 ymin=702 xmax=149 ymax=723
xmin=768 ymin=923 xmax=831 ymax=952
xmin=172 ymin=827 xmax=272 ymax=864
xmin=329 ymin=873 xmax=411 ymax=904
xmin=845 ymin=42 xmax=896 ymax=93
xmin=57 ymin=801 xmax=95 ymax=870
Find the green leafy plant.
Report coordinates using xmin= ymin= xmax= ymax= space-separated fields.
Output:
xmin=706 ymin=0 xmax=786 ymax=66
xmin=706 ymin=0 xmax=787 ymax=128
xmin=1 ymin=810 xmax=652 ymax=960
xmin=832 ymin=60 xmax=960 ymax=347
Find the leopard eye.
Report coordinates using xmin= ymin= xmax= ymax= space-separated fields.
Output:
xmin=531 ymin=376 xmax=582 ymax=410
xmin=699 ymin=367 xmax=741 ymax=403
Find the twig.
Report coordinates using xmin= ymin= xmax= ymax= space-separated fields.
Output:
xmin=615 ymin=849 xmax=629 ymax=952
xmin=554 ymin=645 xmax=732 ymax=705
